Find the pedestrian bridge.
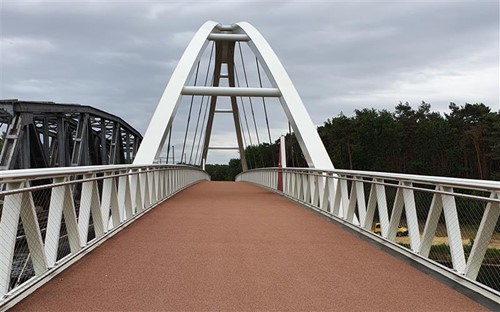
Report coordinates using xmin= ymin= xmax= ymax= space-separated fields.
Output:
xmin=1 ymin=177 xmax=494 ymax=311
xmin=0 ymin=166 xmax=498 ymax=310
xmin=0 ymin=21 xmax=499 ymax=310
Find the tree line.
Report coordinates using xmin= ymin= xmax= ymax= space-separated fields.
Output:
xmin=206 ymin=102 xmax=500 ymax=181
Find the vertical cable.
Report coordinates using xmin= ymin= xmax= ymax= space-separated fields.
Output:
xmin=236 ymin=95 xmax=251 ymax=169
xmin=189 ymin=43 xmax=215 ymax=164
xmin=234 ymin=51 xmax=257 ymax=168
xmin=256 ymin=57 xmax=276 ymax=167
xmin=238 ymin=42 xmax=260 ymax=145
xmin=234 ymin=65 xmax=253 ymax=146
xmin=195 ymin=74 xmax=215 ymax=165
xmin=180 ymin=60 xmax=200 ymax=164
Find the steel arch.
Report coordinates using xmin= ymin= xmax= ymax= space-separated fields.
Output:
xmin=134 ymin=21 xmax=334 ymax=170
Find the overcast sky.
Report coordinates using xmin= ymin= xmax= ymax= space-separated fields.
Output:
xmin=1 ymin=0 xmax=498 ymax=164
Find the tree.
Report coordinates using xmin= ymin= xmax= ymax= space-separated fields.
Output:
xmin=220 ymin=102 xmax=499 ymax=181
xmin=446 ymin=103 xmax=494 ymax=179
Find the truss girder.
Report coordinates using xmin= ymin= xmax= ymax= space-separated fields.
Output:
xmin=0 ymin=100 xmax=143 ymax=169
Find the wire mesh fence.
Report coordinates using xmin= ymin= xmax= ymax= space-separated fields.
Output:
xmin=0 ymin=165 xmax=209 ymax=306
xmin=237 ymin=168 xmax=500 ymax=297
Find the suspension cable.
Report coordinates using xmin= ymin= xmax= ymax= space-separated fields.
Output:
xmin=234 ymin=66 xmax=253 ymax=146
xmin=238 ymin=42 xmax=265 ymax=168
xmin=180 ymin=60 xmax=201 ymax=164
xmin=195 ymin=94 xmax=210 ymax=166
xmin=256 ymin=57 xmax=276 ymax=167
xmin=238 ymin=42 xmax=261 ymax=145
xmin=189 ymin=42 xmax=215 ymax=164
xmin=234 ymin=88 xmax=248 ymax=151
xmin=236 ymin=95 xmax=251 ymax=169
xmin=195 ymin=71 xmax=215 ymax=166
xmin=234 ymin=53 xmax=258 ymax=168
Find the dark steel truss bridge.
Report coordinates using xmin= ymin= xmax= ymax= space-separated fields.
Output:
xmin=0 ymin=100 xmax=142 ymax=169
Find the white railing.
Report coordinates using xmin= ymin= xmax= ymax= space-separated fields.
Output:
xmin=237 ymin=168 xmax=500 ymax=302
xmin=0 ymin=164 xmax=209 ymax=307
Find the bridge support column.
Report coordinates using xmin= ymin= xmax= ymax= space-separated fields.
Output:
xmin=201 ymin=41 xmax=248 ymax=172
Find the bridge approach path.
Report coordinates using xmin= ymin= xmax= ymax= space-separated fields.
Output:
xmin=13 ymin=181 xmax=485 ymax=311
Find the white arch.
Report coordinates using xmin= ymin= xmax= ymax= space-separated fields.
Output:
xmin=134 ymin=21 xmax=219 ymax=163
xmin=134 ymin=21 xmax=334 ymax=170
xmin=235 ymin=22 xmax=333 ymax=169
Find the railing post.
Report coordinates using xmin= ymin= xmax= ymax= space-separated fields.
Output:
xmin=441 ymin=187 xmax=466 ymax=273
xmin=354 ymin=177 xmax=366 ymax=223
xmin=118 ymin=170 xmax=133 ymax=221
xmin=0 ymin=182 xmax=31 ymax=294
xmin=375 ymin=180 xmax=390 ymax=237
xmin=45 ymin=177 xmax=81 ymax=267
xmin=303 ymin=174 xmax=311 ymax=203
xmin=465 ymin=192 xmax=500 ymax=280
xmin=140 ymin=169 xmax=151 ymax=210
xmin=402 ymin=182 xmax=420 ymax=252
xmin=101 ymin=172 xmax=121 ymax=230
xmin=339 ymin=178 xmax=349 ymax=219
xmin=387 ymin=184 xmax=405 ymax=242
xmin=79 ymin=174 xmax=104 ymax=244
xmin=420 ymin=187 xmax=443 ymax=257
xmin=20 ymin=186 xmax=48 ymax=277
xmin=362 ymin=183 xmax=377 ymax=230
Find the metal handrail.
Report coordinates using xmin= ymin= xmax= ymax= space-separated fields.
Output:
xmin=238 ymin=167 xmax=500 ymax=191
xmin=0 ymin=164 xmax=203 ymax=183
xmin=237 ymin=167 xmax=500 ymax=304
xmin=0 ymin=164 xmax=210 ymax=309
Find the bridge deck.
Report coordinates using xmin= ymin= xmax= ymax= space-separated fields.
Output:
xmin=13 ymin=181 xmax=484 ymax=311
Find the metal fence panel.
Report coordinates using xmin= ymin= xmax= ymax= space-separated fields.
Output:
xmin=0 ymin=164 xmax=209 ymax=307
xmin=237 ymin=168 xmax=500 ymax=301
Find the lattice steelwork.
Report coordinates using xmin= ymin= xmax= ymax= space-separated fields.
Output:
xmin=0 ymin=100 xmax=142 ymax=169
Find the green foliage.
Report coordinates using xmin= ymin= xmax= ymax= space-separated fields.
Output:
xmin=245 ymin=143 xmax=278 ymax=169
xmin=205 ymin=164 xmax=231 ymax=181
xmin=227 ymin=158 xmax=243 ymax=180
xmin=218 ymin=102 xmax=499 ymax=182
xmin=205 ymin=159 xmax=243 ymax=181
xmin=315 ymin=102 xmax=499 ymax=180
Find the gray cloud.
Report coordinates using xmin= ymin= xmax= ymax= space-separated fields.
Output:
xmin=1 ymin=0 xmax=498 ymax=164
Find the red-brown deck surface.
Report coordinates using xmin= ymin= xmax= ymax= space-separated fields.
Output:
xmin=14 ymin=181 xmax=484 ymax=311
